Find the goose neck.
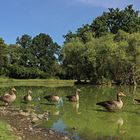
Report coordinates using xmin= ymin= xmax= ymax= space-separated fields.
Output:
xmin=117 ymin=94 xmax=121 ymax=102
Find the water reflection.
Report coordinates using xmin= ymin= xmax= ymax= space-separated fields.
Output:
xmin=22 ymin=102 xmax=35 ymax=114
xmin=1 ymin=86 xmax=140 ymax=140
xmin=57 ymin=97 xmax=64 ymax=107
xmin=52 ymin=110 xmax=60 ymax=116
xmin=71 ymin=102 xmax=81 ymax=114
xmin=116 ymin=118 xmax=126 ymax=135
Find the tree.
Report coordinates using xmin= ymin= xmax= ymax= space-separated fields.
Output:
xmin=7 ymin=44 xmax=22 ymax=65
xmin=30 ymin=33 xmax=60 ymax=77
xmin=16 ymin=34 xmax=32 ymax=49
xmin=0 ymin=38 xmax=8 ymax=75
xmin=63 ymin=31 xmax=77 ymax=44
xmin=76 ymin=24 xmax=92 ymax=43
xmin=127 ymin=33 xmax=140 ymax=85
xmin=61 ymin=38 xmax=86 ymax=80
xmin=16 ymin=34 xmax=32 ymax=66
xmin=90 ymin=11 xmax=109 ymax=37
xmin=90 ymin=5 xmax=140 ymax=37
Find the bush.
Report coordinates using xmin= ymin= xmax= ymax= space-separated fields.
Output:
xmin=6 ymin=64 xmax=48 ymax=79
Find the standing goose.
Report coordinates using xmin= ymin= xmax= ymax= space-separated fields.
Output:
xmin=96 ymin=92 xmax=126 ymax=111
xmin=0 ymin=87 xmax=17 ymax=105
xmin=66 ymin=89 xmax=81 ymax=102
xmin=23 ymin=90 xmax=32 ymax=102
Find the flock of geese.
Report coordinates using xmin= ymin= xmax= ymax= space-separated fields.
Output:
xmin=0 ymin=88 xmax=81 ymax=106
xmin=1 ymin=87 xmax=140 ymax=111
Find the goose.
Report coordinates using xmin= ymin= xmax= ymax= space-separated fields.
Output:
xmin=23 ymin=90 xmax=32 ymax=102
xmin=44 ymin=93 xmax=63 ymax=106
xmin=134 ymin=98 xmax=140 ymax=103
xmin=44 ymin=94 xmax=60 ymax=102
xmin=96 ymin=92 xmax=126 ymax=111
xmin=0 ymin=87 xmax=17 ymax=105
xmin=66 ymin=89 xmax=81 ymax=102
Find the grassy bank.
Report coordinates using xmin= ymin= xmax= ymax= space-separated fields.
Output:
xmin=0 ymin=121 xmax=17 ymax=140
xmin=0 ymin=78 xmax=74 ymax=87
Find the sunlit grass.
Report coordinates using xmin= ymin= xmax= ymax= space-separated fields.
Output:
xmin=0 ymin=121 xmax=17 ymax=140
xmin=0 ymin=78 xmax=74 ymax=87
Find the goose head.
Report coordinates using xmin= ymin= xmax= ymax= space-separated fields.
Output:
xmin=11 ymin=87 xmax=16 ymax=92
xmin=117 ymin=92 xmax=126 ymax=97
xmin=28 ymin=90 xmax=32 ymax=95
xmin=76 ymin=89 xmax=81 ymax=94
xmin=117 ymin=92 xmax=126 ymax=103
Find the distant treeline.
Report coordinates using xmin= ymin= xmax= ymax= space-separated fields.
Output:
xmin=0 ymin=5 xmax=140 ymax=85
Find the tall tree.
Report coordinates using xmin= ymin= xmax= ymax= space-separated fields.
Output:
xmin=61 ymin=37 xmax=86 ymax=80
xmin=16 ymin=34 xmax=32 ymax=49
xmin=63 ymin=31 xmax=77 ymax=44
xmin=0 ymin=38 xmax=7 ymax=75
xmin=30 ymin=33 xmax=60 ymax=77
xmin=16 ymin=34 xmax=32 ymax=66
xmin=127 ymin=33 xmax=140 ymax=85
xmin=90 ymin=5 xmax=140 ymax=37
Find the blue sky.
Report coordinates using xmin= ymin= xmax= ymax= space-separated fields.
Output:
xmin=0 ymin=0 xmax=139 ymax=45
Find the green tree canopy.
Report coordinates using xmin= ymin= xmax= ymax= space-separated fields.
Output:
xmin=90 ymin=5 xmax=140 ymax=37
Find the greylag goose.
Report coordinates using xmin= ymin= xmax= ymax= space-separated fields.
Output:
xmin=44 ymin=93 xmax=63 ymax=105
xmin=66 ymin=89 xmax=81 ymax=102
xmin=23 ymin=90 xmax=32 ymax=102
xmin=96 ymin=92 xmax=126 ymax=111
xmin=44 ymin=94 xmax=60 ymax=102
xmin=134 ymin=98 xmax=140 ymax=103
xmin=0 ymin=87 xmax=16 ymax=105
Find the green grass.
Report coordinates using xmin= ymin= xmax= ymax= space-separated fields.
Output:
xmin=0 ymin=78 xmax=74 ymax=87
xmin=0 ymin=121 xmax=17 ymax=140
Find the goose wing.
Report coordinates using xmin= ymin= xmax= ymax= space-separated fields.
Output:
xmin=134 ymin=99 xmax=140 ymax=102
xmin=96 ymin=100 xmax=115 ymax=106
xmin=44 ymin=95 xmax=51 ymax=101
xmin=96 ymin=100 xmax=118 ymax=110
xmin=66 ymin=95 xmax=75 ymax=99
xmin=23 ymin=95 xmax=27 ymax=100
xmin=0 ymin=94 xmax=11 ymax=102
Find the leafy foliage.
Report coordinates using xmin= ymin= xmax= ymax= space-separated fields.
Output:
xmin=1 ymin=5 xmax=140 ymax=85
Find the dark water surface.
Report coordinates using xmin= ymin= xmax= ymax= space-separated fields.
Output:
xmin=0 ymin=85 xmax=140 ymax=140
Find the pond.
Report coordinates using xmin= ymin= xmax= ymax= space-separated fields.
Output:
xmin=0 ymin=85 xmax=140 ymax=140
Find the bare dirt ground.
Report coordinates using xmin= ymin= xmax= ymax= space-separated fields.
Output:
xmin=0 ymin=106 xmax=70 ymax=140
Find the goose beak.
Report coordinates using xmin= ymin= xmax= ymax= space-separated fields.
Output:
xmin=28 ymin=90 xmax=32 ymax=94
xmin=120 ymin=93 xmax=126 ymax=97
xmin=12 ymin=87 xmax=17 ymax=92
xmin=122 ymin=93 xmax=126 ymax=97
xmin=119 ymin=92 xmax=126 ymax=97
xmin=77 ymin=89 xmax=81 ymax=92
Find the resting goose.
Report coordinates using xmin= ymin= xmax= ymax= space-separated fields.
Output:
xmin=44 ymin=94 xmax=60 ymax=102
xmin=44 ymin=93 xmax=63 ymax=106
xmin=0 ymin=87 xmax=17 ymax=105
xmin=96 ymin=92 xmax=126 ymax=111
xmin=66 ymin=89 xmax=81 ymax=102
xmin=23 ymin=90 xmax=32 ymax=102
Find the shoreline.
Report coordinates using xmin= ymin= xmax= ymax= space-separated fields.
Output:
xmin=0 ymin=106 xmax=70 ymax=140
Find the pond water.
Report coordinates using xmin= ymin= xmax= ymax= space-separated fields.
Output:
xmin=0 ymin=85 xmax=140 ymax=140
